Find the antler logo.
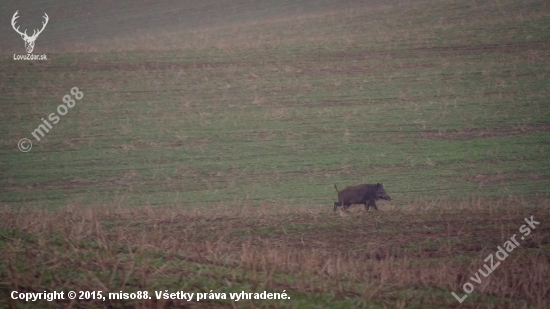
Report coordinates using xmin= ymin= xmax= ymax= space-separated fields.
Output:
xmin=11 ymin=10 xmax=49 ymax=54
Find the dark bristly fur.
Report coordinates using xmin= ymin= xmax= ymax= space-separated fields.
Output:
xmin=334 ymin=183 xmax=391 ymax=211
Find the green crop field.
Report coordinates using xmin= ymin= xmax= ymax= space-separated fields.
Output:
xmin=1 ymin=0 xmax=549 ymax=308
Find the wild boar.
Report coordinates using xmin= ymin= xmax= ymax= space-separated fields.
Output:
xmin=333 ymin=183 xmax=391 ymax=211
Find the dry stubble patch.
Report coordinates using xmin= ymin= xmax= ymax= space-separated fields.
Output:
xmin=420 ymin=123 xmax=550 ymax=140
xmin=471 ymin=173 xmax=550 ymax=185
xmin=1 ymin=197 xmax=549 ymax=307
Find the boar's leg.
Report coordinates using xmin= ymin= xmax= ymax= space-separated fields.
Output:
xmin=366 ymin=200 xmax=378 ymax=211
xmin=344 ymin=202 xmax=352 ymax=210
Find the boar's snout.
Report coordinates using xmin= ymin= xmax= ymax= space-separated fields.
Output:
xmin=376 ymin=183 xmax=391 ymax=201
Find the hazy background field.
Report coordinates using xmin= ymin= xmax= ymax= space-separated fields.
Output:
xmin=1 ymin=0 xmax=549 ymax=308
xmin=2 ymin=0 xmax=549 ymax=209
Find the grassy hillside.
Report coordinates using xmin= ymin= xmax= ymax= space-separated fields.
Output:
xmin=2 ymin=0 xmax=549 ymax=208
xmin=0 ymin=0 xmax=549 ymax=307
xmin=0 ymin=0 xmax=373 ymax=53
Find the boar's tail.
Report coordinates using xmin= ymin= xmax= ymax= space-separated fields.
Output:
xmin=334 ymin=184 xmax=339 ymax=193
